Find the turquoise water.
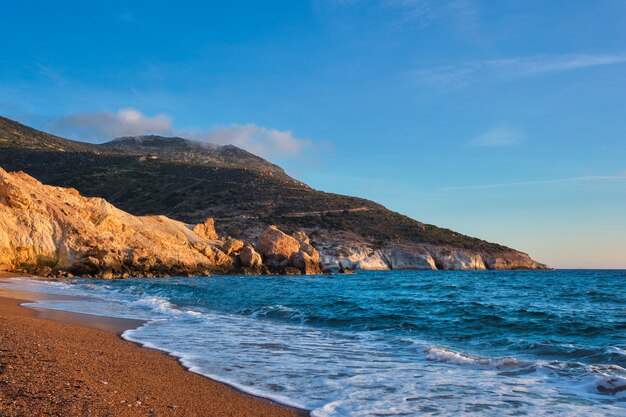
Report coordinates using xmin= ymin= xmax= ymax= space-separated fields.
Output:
xmin=5 ymin=270 xmax=626 ymax=416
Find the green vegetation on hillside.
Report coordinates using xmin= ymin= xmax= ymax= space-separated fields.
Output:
xmin=0 ymin=116 xmax=508 ymax=253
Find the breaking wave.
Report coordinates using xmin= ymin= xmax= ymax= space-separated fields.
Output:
xmin=3 ymin=269 xmax=625 ymax=416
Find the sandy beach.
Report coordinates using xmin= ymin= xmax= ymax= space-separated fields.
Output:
xmin=0 ymin=273 xmax=308 ymax=417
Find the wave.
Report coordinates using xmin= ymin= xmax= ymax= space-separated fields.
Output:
xmin=404 ymin=339 xmax=626 ymax=399
xmin=4 ymin=274 xmax=626 ymax=416
xmin=608 ymin=346 xmax=626 ymax=357
xmin=423 ymin=346 xmax=523 ymax=369
xmin=592 ymin=374 xmax=626 ymax=396
xmin=130 ymin=295 xmax=177 ymax=313
xmin=245 ymin=304 xmax=307 ymax=322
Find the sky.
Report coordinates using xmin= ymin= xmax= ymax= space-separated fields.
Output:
xmin=1 ymin=0 xmax=625 ymax=268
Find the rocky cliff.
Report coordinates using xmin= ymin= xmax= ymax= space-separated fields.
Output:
xmin=0 ymin=167 xmax=324 ymax=278
xmin=312 ymin=231 xmax=546 ymax=271
xmin=0 ymin=116 xmax=549 ymax=271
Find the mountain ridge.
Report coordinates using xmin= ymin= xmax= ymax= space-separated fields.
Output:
xmin=0 ymin=115 xmax=548 ymax=270
xmin=101 ymin=134 xmax=292 ymax=179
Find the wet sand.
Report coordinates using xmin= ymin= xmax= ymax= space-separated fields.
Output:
xmin=0 ymin=272 xmax=308 ymax=417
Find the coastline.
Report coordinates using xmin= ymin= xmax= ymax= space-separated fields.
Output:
xmin=0 ymin=272 xmax=309 ymax=417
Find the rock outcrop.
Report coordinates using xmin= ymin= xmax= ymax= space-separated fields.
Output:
xmin=257 ymin=226 xmax=301 ymax=260
xmin=313 ymin=231 xmax=548 ymax=271
xmin=289 ymin=251 xmax=322 ymax=275
xmin=256 ymin=226 xmax=324 ymax=274
xmin=240 ymin=244 xmax=263 ymax=269
xmin=0 ymin=168 xmax=325 ymax=278
xmin=221 ymin=237 xmax=245 ymax=256
xmin=0 ymin=167 xmax=232 ymax=277
xmin=192 ymin=218 xmax=218 ymax=241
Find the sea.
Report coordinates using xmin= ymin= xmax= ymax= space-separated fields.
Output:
xmin=3 ymin=270 xmax=625 ymax=416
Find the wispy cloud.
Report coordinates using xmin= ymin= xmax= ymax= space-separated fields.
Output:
xmin=385 ymin=0 xmax=479 ymax=29
xmin=36 ymin=64 xmax=68 ymax=87
xmin=492 ymin=54 xmax=626 ymax=77
xmin=414 ymin=53 xmax=626 ymax=87
xmin=52 ymin=108 xmax=172 ymax=140
xmin=440 ymin=175 xmax=626 ymax=191
xmin=329 ymin=0 xmax=479 ymax=31
xmin=185 ymin=124 xmax=313 ymax=159
xmin=469 ymin=125 xmax=524 ymax=147
xmin=49 ymin=108 xmax=314 ymax=160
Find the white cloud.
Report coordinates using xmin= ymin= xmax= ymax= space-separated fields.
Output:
xmin=487 ymin=54 xmax=626 ymax=78
xmin=470 ymin=125 xmax=524 ymax=147
xmin=440 ymin=174 xmax=626 ymax=191
xmin=50 ymin=108 xmax=314 ymax=161
xmin=414 ymin=53 xmax=626 ymax=87
xmin=53 ymin=108 xmax=172 ymax=140
xmin=187 ymin=124 xmax=312 ymax=160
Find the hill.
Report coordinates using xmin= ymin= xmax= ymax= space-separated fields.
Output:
xmin=0 ymin=116 xmax=548 ymax=270
xmin=0 ymin=166 xmax=326 ymax=277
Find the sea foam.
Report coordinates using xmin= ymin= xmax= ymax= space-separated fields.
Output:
xmin=3 ymin=271 xmax=626 ymax=417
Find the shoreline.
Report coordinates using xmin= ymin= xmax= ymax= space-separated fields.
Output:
xmin=0 ymin=272 xmax=309 ymax=417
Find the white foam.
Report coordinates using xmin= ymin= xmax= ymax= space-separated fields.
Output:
xmin=594 ymin=375 xmax=626 ymax=396
xmin=249 ymin=304 xmax=306 ymax=322
xmin=608 ymin=346 xmax=626 ymax=357
xmin=4 ymin=277 xmax=626 ymax=417
xmin=130 ymin=295 xmax=177 ymax=313
xmin=423 ymin=346 xmax=521 ymax=367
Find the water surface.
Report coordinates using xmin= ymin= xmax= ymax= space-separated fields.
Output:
xmin=5 ymin=270 xmax=626 ymax=416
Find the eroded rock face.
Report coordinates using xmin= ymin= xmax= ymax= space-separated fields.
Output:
xmin=257 ymin=226 xmax=301 ymax=260
xmin=312 ymin=230 xmax=549 ymax=271
xmin=290 ymin=251 xmax=322 ymax=275
xmin=240 ymin=244 xmax=262 ymax=268
xmin=385 ymin=246 xmax=437 ymax=270
xmin=0 ymin=167 xmax=235 ymax=278
xmin=0 ymin=168 xmax=329 ymax=278
xmin=192 ymin=218 xmax=218 ymax=241
xmin=221 ymin=237 xmax=245 ymax=256
xmin=256 ymin=226 xmax=324 ymax=275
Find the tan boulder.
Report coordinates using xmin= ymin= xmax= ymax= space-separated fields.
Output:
xmin=192 ymin=218 xmax=218 ymax=241
xmin=221 ymin=237 xmax=245 ymax=255
xmin=299 ymin=242 xmax=320 ymax=263
xmin=240 ymin=244 xmax=262 ymax=268
xmin=291 ymin=230 xmax=320 ymax=263
xmin=256 ymin=226 xmax=300 ymax=260
xmin=290 ymin=250 xmax=322 ymax=275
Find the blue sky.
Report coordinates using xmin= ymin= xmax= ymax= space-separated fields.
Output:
xmin=1 ymin=0 xmax=625 ymax=268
